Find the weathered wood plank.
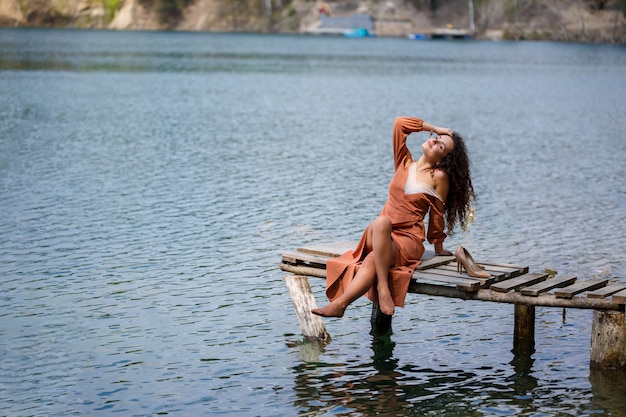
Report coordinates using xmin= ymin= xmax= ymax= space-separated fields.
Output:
xmin=418 ymin=267 xmax=494 ymax=287
xmin=282 ymin=251 xmax=330 ymax=267
xmin=587 ymin=282 xmax=626 ymax=299
xmin=612 ymin=288 xmax=626 ymax=304
xmin=479 ymin=269 xmax=507 ymax=281
xmin=481 ymin=265 xmax=528 ymax=279
xmin=416 ymin=254 xmax=455 ymax=270
xmin=413 ymin=270 xmax=481 ymax=291
xmin=483 ymin=265 xmax=527 ymax=283
xmin=473 ymin=260 xmax=527 ymax=269
xmin=555 ymin=278 xmax=609 ymax=299
xmin=284 ymin=274 xmax=331 ymax=343
xmin=521 ymin=276 xmax=578 ymax=297
xmin=489 ymin=272 xmax=549 ymax=293
xmin=279 ymin=262 xmax=326 ymax=278
xmin=407 ymin=283 xmax=623 ymax=310
xmin=442 ymin=261 xmax=530 ymax=283
xmin=457 ymin=262 xmax=529 ymax=277
xmin=297 ymin=241 xmax=355 ymax=258
xmin=439 ymin=263 xmax=505 ymax=282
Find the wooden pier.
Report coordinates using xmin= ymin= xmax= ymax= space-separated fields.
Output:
xmin=280 ymin=241 xmax=626 ymax=370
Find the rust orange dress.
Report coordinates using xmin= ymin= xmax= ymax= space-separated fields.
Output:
xmin=325 ymin=117 xmax=447 ymax=308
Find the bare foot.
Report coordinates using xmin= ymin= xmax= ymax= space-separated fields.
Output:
xmin=311 ymin=302 xmax=345 ymax=318
xmin=377 ymin=288 xmax=395 ymax=316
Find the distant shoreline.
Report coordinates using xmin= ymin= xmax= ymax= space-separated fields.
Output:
xmin=1 ymin=0 xmax=625 ymax=45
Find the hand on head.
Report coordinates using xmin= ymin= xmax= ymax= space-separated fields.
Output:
xmin=437 ymin=127 xmax=453 ymax=137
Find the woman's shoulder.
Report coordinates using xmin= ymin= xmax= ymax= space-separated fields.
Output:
xmin=433 ymin=168 xmax=449 ymax=181
xmin=433 ymin=169 xmax=450 ymax=201
xmin=401 ymin=153 xmax=414 ymax=168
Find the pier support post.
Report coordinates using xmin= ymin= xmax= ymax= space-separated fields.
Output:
xmin=284 ymin=274 xmax=331 ymax=343
xmin=370 ymin=303 xmax=392 ymax=336
xmin=513 ymin=304 xmax=535 ymax=354
xmin=590 ymin=310 xmax=626 ymax=370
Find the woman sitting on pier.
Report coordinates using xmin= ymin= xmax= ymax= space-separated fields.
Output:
xmin=312 ymin=116 xmax=476 ymax=318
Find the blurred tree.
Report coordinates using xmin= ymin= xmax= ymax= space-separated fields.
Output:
xmin=139 ymin=0 xmax=193 ymax=26
xmin=591 ymin=0 xmax=609 ymax=9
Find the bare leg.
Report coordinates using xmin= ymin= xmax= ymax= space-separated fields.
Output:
xmin=311 ymin=254 xmax=377 ymax=318
xmin=368 ymin=216 xmax=396 ymax=316
xmin=312 ymin=216 xmax=397 ymax=318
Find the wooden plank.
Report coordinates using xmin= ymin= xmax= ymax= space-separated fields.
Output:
xmin=419 ymin=266 xmax=494 ymax=287
xmin=297 ymin=241 xmax=355 ymax=258
xmin=284 ymin=274 xmax=331 ymax=343
xmin=464 ymin=263 xmax=529 ymax=276
xmin=441 ymin=261 xmax=529 ymax=283
xmin=521 ymin=275 xmax=577 ymax=297
xmin=279 ymin=262 xmax=327 ymax=278
xmin=554 ymin=278 xmax=609 ymax=299
xmin=587 ymin=282 xmax=626 ymax=299
xmin=413 ymin=270 xmax=481 ymax=291
xmin=611 ymin=288 xmax=626 ymax=304
xmin=489 ymin=272 xmax=549 ymax=293
xmin=416 ymin=253 xmax=455 ymax=270
xmin=408 ymin=283 xmax=623 ymax=310
xmin=439 ymin=263 xmax=505 ymax=282
xmin=408 ymin=283 xmax=622 ymax=310
xmin=480 ymin=266 xmax=529 ymax=279
xmin=282 ymin=251 xmax=330 ymax=267
xmin=473 ymin=260 xmax=527 ymax=269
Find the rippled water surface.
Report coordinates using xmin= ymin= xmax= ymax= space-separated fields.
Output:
xmin=1 ymin=28 xmax=626 ymax=416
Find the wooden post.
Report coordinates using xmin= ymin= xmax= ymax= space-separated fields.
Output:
xmin=513 ymin=304 xmax=535 ymax=354
xmin=370 ymin=303 xmax=392 ymax=336
xmin=590 ymin=310 xmax=626 ymax=370
xmin=284 ymin=274 xmax=331 ymax=343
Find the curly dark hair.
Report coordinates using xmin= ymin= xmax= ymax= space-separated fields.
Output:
xmin=434 ymin=132 xmax=476 ymax=235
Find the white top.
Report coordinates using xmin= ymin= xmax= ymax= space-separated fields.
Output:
xmin=404 ymin=162 xmax=443 ymax=201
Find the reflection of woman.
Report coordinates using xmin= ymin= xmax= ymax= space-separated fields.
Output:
xmin=312 ymin=116 xmax=476 ymax=318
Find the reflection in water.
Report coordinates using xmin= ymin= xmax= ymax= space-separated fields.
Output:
xmin=292 ymin=333 xmax=411 ymax=416
xmin=589 ymin=369 xmax=626 ymax=416
xmin=292 ymin=330 xmax=625 ymax=416
xmin=506 ymin=351 xmax=538 ymax=413
xmin=293 ymin=332 xmax=491 ymax=416
xmin=290 ymin=338 xmax=327 ymax=363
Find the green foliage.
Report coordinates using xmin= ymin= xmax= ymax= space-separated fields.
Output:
xmin=103 ymin=0 xmax=123 ymax=21
xmin=503 ymin=0 xmax=515 ymax=21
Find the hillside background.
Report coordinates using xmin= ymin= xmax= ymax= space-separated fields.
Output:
xmin=1 ymin=0 xmax=625 ymax=43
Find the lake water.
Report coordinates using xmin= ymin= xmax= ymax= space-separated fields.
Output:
xmin=1 ymin=28 xmax=625 ymax=416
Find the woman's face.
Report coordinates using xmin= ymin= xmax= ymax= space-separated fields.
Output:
xmin=422 ymin=135 xmax=454 ymax=162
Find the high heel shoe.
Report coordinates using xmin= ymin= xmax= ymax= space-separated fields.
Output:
xmin=455 ymin=246 xmax=491 ymax=278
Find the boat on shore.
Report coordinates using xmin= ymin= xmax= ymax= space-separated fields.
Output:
xmin=409 ymin=26 xmax=472 ymax=40
xmin=305 ymin=12 xmax=375 ymax=37
xmin=343 ymin=27 xmax=375 ymax=37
